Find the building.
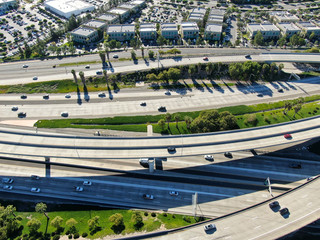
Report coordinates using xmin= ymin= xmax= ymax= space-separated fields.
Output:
xmin=0 ymin=0 xmax=17 ymax=11
xmin=277 ymin=22 xmax=301 ymax=38
xmin=107 ymin=24 xmax=135 ymax=42
xmin=188 ymin=7 xmax=206 ymax=23
xmin=204 ymin=23 xmax=222 ymax=41
xmin=44 ymin=0 xmax=95 ymax=19
xmin=71 ymin=27 xmax=98 ymax=44
xmin=96 ymin=14 xmax=119 ymax=24
xmin=207 ymin=9 xmax=225 ymax=25
xmin=107 ymin=8 xmax=130 ymax=22
xmin=118 ymin=3 xmax=139 ymax=13
xmin=130 ymin=0 xmax=146 ymax=9
xmin=296 ymin=22 xmax=320 ymax=37
xmin=180 ymin=22 xmax=199 ymax=39
xmin=247 ymin=23 xmax=280 ymax=40
xmin=273 ymin=13 xmax=299 ymax=23
xmin=161 ymin=23 xmax=179 ymax=39
xmin=83 ymin=20 xmax=107 ymax=31
xmin=140 ymin=23 xmax=157 ymax=40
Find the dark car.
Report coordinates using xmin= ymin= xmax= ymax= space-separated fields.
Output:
xmin=289 ymin=163 xmax=301 ymax=169
xmin=278 ymin=88 xmax=284 ymax=93
xmin=224 ymin=152 xmax=232 ymax=158
xmin=158 ymin=106 xmax=166 ymax=111
xmin=245 ymin=54 xmax=251 ymax=59
xmin=20 ymin=95 xmax=27 ymax=99
xmin=43 ymin=94 xmax=49 ymax=99
xmin=280 ymin=207 xmax=289 ymax=216
xmin=18 ymin=112 xmax=26 ymax=118
xmin=168 ymin=146 xmax=176 ymax=153
xmin=269 ymin=201 xmax=279 ymax=209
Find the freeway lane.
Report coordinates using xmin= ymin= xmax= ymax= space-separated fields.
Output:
xmin=0 ymin=116 xmax=319 ymax=159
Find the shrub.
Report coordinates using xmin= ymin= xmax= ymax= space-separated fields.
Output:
xmin=65 ymin=230 xmax=70 ymax=235
xmin=52 ymin=235 xmax=60 ymax=240
xmin=247 ymin=114 xmax=258 ymax=126
xmin=162 ymin=213 xmax=167 ymax=217
xmin=82 ymin=233 xmax=88 ymax=238
xmin=151 ymin=212 xmax=156 ymax=217
xmin=68 ymin=234 xmax=72 ymax=239
xmin=183 ymin=216 xmax=191 ymax=223
xmin=172 ymin=215 xmax=175 ymax=218
xmin=144 ymin=212 xmax=148 ymax=216
xmin=74 ymin=233 xmax=79 ymax=239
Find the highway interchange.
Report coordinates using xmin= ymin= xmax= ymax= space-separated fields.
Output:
xmin=0 ymin=50 xmax=319 ymax=239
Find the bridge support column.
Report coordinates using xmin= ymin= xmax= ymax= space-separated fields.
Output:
xmin=148 ymin=159 xmax=155 ymax=173
xmin=192 ymin=192 xmax=198 ymax=216
xmin=45 ymin=156 xmax=50 ymax=178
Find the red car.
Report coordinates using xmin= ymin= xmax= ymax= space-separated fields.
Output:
xmin=284 ymin=134 xmax=292 ymax=139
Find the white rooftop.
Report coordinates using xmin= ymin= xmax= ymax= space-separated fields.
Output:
xmin=205 ymin=23 xmax=222 ymax=32
xmin=277 ymin=22 xmax=300 ymax=31
xmin=107 ymin=24 xmax=135 ymax=32
xmin=248 ymin=23 xmax=280 ymax=32
xmin=130 ymin=0 xmax=145 ymax=5
xmin=118 ymin=3 xmax=136 ymax=10
xmin=0 ymin=0 xmax=16 ymax=4
xmin=108 ymin=8 xmax=128 ymax=15
xmin=181 ymin=22 xmax=199 ymax=31
xmin=44 ymin=0 xmax=94 ymax=14
xmin=161 ymin=23 xmax=178 ymax=31
xmin=140 ymin=23 xmax=156 ymax=32
xmin=97 ymin=14 xmax=118 ymax=21
xmin=83 ymin=20 xmax=106 ymax=29
xmin=209 ymin=9 xmax=225 ymax=16
xmin=72 ymin=27 xmax=96 ymax=37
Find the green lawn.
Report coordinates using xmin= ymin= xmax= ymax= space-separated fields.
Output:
xmin=18 ymin=209 xmax=203 ymax=239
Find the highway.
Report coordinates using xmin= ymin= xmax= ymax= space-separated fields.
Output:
xmin=0 ymin=52 xmax=319 ymax=85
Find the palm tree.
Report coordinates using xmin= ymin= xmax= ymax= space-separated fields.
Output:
xmin=71 ymin=69 xmax=78 ymax=84
xmin=141 ymin=46 xmax=145 ymax=59
xmin=184 ymin=116 xmax=193 ymax=129
xmin=79 ymin=71 xmax=85 ymax=85
xmin=278 ymin=63 xmax=284 ymax=75
xmin=165 ymin=113 xmax=172 ymax=128
xmin=35 ymin=203 xmax=49 ymax=234
xmin=283 ymin=101 xmax=292 ymax=115
xmin=293 ymin=104 xmax=302 ymax=118
xmin=174 ymin=114 xmax=180 ymax=128
xmin=206 ymin=62 xmax=213 ymax=76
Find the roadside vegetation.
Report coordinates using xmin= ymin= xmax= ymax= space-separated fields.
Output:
xmin=36 ymin=96 xmax=320 ymax=135
xmin=0 ymin=203 xmax=205 ymax=240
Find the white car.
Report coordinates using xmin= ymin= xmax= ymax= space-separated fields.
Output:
xmin=22 ymin=64 xmax=28 ymax=68
xmin=113 ymin=54 xmax=119 ymax=58
xmin=31 ymin=187 xmax=40 ymax=193
xmin=65 ymin=94 xmax=71 ymax=98
xmin=169 ymin=191 xmax=179 ymax=196
xmin=61 ymin=112 xmax=68 ymax=117
xmin=204 ymin=155 xmax=213 ymax=161
xmin=2 ymin=178 xmax=14 ymax=184
xmin=3 ymin=185 xmax=13 ymax=190
xmin=33 ymin=76 xmax=38 ymax=80
xmin=83 ymin=181 xmax=92 ymax=186
xmin=75 ymin=186 xmax=83 ymax=192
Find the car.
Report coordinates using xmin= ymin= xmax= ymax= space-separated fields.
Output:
xmin=165 ymin=91 xmax=171 ymax=95
xmin=98 ymin=92 xmax=106 ymax=97
xmin=75 ymin=186 xmax=83 ymax=192
xmin=52 ymin=65 xmax=56 ymax=68
xmin=61 ymin=111 xmax=69 ymax=117
xmin=169 ymin=191 xmax=179 ymax=196
xmin=167 ymin=146 xmax=176 ymax=152
xmin=11 ymin=106 xmax=18 ymax=111
xmin=96 ymin=70 xmax=102 ymax=75
xmin=33 ymin=76 xmax=38 ymax=80
xmin=43 ymin=94 xmax=49 ymax=99
xmin=31 ymin=175 xmax=40 ymax=180
xmin=204 ymin=155 xmax=213 ymax=161
xmin=140 ymin=102 xmax=146 ymax=106
xmin=143 ymin=194 xmax=154 ymax=200
xmin=307 ymin=177 xmax=314 ymax=181
xmin=257 ymin=93 xmax=263 ymax=97
xmin=113 ymin=54 xmax=119 ymax=58
xmin=158 ymin=106 xmax=166 ymax=111
xmin=18 ymin=112 xmax=26 ymax=118
xmin=245 ymin=54 xmax=251 ymax=59
xmin=280 ymin=207 xmax=289 ymax=216
xmin=269 ymin=201 xmax=279 ymax=209
xmin=2 ymin=178 xmax=13 ymax=184
xmin=204 ymin=224 xmax=216 ymax=231
xmin=83 ymin=181 xmax=92 ymax=186
xmin=284 ymin=134 xmax=292 ymax=139
xmin=224 ymin=152 xmax=233 ymax=158
xmin=203 ymin=57 xmax=208 ymax=61
xmin=20 ymin=94 xmax=27 ymax=99
xmin=22 ymin=64 xmax=28 ymax=68
xmin=85 ymin=65 xmax=90 ymax=69
xmin=289 ymin=163 xmax=301 ymax=169
xmin=65 ymin=94 xmax=71 ymax=98
xmin=31 ymin=187 xmax=40 ymax=193
xmin=278 ymin=88 xmax=284 ymax=93
xmin=3 ymin=185 xmax=13 ymax=190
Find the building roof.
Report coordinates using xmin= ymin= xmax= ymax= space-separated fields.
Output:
xmin=205 ymin=23 xmax=222 ymax=32
xmin=118 ymin=3 xmax=136 ymax=10
xmin=96 ymin=14 xmax=118 ymax=22
xmin=83 ymin=20 xmax=106 ymax=29
xmin=107 ymin=24 xmax=135 ymax=33
xmin=130 ymin=0 xmax=145 ymax=5
xmin=161 ymin=23 xmax=178 ymax=31
xmin=209 ymin=9 xmax=225 ymax=16
xmin=207 ymin=15 xmax=223 ymax=23
xmin=44 ymin=0 xmax=94 ymax=15
xmin=181 ymin=22 xmax=199 ymax=31
xmin=274 ymin=14 xmax=299 ymax=22
xmin=277 ymin=22 xmax=300 ymax=31
xmin=71 ymin=27 xmax=96 ymax=37
xmin=248 ymin=23 xmax=280 ymax=32
xmin=140 ymin=23 xmax=156 ymax=32
xmin=191 ymin=7 xmax=206 ymax=15
xmin=297 ymin=21 xmax=320 ymax=31
xmin=108 ymin=8 xmax=129 ymax=15
xmin=0 ymin=0 xmax=16 ymax=4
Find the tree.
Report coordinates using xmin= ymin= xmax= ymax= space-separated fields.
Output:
xmin=148 ymin=50 xmax=155 ymax=59
xmin=188 ymin=64 xmax=196 ymax=77
xmin=27 ymin=218 xmax=41 ymax=234
xmin=253 ymin=31 xmax=264 ymax=46
xmin=71 ymin=69 xmax=78 ymax=84
xmin=50 ymin=216 xmax=63 ymax=232
xmin=165 ymin=113 xmax=172 ymax=128
xmin=141 ymin=46 xmax=144 ymax=58
xmin=109 ymin=213 xmax=123 ymax=227
xmin=35 ymin=202 xmax=49 ymax=234
xmin=184 ymin=116 xmax=193 ymax=129
xmin=66 ymin=218 xmax=78 ymax=234
xmin=167 ymin=68 xmax=181 ymax=81
xmin=79 ymin=71 xmax=85 ymax=85
xmin=131 ymin=50 xmax=137 ymax=60
xmin=206 ymin=62 xmax=214 ymax=76
xmin=109 ymin=39 xmax=117 ymax=49
xmin=24 ymin=41 xmax=32 ymax=58
xmin=131 ymin=212 xmax=143 ymax=230
xmin=278 ymin=63 xmax=284 ymax=75
xmin=158 ymin=119 xmax=165 ymax=130
xmin=174 ymin=114 xmax=180 ymax=128
xmin=99 ymin=51 xmax=106 ymax=63
xmin=88 ymin=216 xmax=100 ymax=232
xmin=290 ymin=34 xmax=299 ymax=47
xmin=293 ymin=104 xmax=302 ymax=118
xmin=283 ymin=101 xmax=293 ymax=115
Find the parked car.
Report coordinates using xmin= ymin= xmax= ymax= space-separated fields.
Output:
xmin=204 ymin=223 xmax=216 ymax=231
xmin=269 ymin=201 xmax=279 ymax=209
xmin=96 ymin=70 xmax=102 ymax=75
xmin=280 ymin=207 xmax=289 ymax=216
xmin=165 ymin=91 xmax=171 ymax=95
xmin=169 ymin=191 xmax=179 ymax=196
xmin=143 ymin=194 xmax=154 ymax=200
xmin=98 ymin=92 xmax=106 ymax=97
xmin=31 ymin=187 xmax=40 ymax=193
xmin=83 ymin=181 xmax=92 ymax=186
xmin=278 ymin=88 xmax=284 ymax=93
xmin=20 ymin=94 xmax=27 ymax=99
xmin=203 ymin=57 xmax=208 ymax=61
xmin=2 ymin=178 xmax=13 ymax=183
xmin=245 ymin=54 xmax=251 ymax=59
xmin=22 ymin=64 xmax=28 ymax=68
xmin=204 ymin=155 xmax=213 ymax=161
xmin=43 ymin=94 xmax=49 ymax=99
xmin=257 ymin=93 xmax=263 ymax=97
xmin=85 ymin=65 xmax=90 ymax=69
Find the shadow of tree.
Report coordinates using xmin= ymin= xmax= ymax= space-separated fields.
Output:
xmin=76 ymin=86 xmax=82 ymax=105
xmin=111 ymin=224 xmax=125 ymax=234
xmin=83 ymin=85 xmax=90 ymax=102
